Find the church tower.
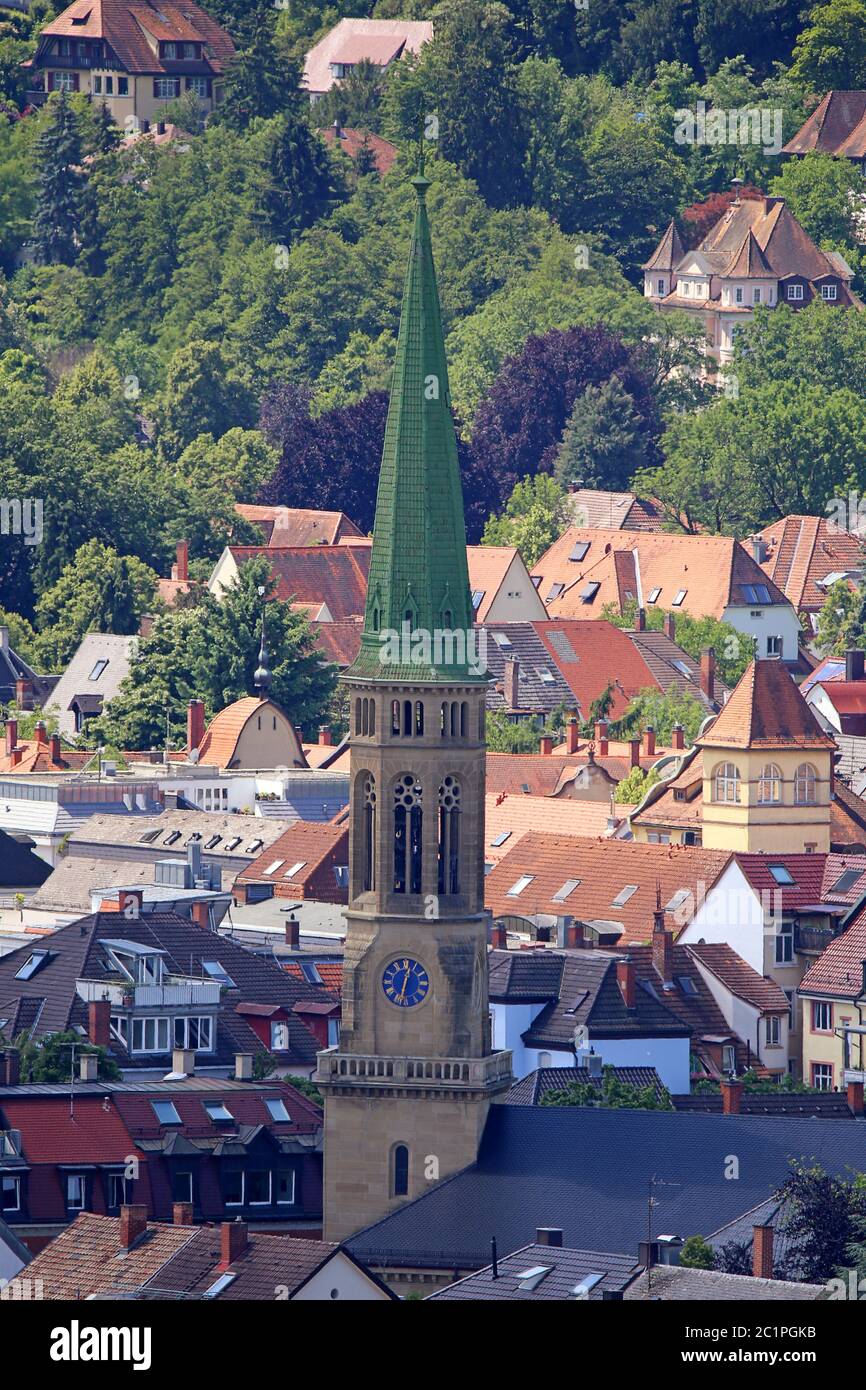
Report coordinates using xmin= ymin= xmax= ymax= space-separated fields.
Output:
xmin=315 ymin=166 xmax=512 ymax=1242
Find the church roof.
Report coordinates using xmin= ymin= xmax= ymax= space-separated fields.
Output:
xmin=347 ymin=166 xmax=481 ymax=684
xmin=697 ymin=660 xmax=836 ymax=751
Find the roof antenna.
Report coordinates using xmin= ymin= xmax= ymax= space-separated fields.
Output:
xmin=490 ymin=1236 xmax=498 ymax=1280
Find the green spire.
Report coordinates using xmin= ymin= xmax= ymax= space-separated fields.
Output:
xmin=347 ymin=168 xmax=483 ymax=685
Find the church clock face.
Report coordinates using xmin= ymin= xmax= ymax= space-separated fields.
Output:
xmin=382 ymin=957 xmax=430 ymax=1008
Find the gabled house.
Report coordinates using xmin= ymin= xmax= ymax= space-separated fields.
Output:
xmin=25 ymin=0 xmax=235 ymax=125
xmin=321 ymin=123 xmax=399 ymax=177
xmin=0 ymin=1070 xmax=324 ymax=1246
xmin=532 ymin=529 xmax=801 ymax=664
xmin=565 ymin=488 xmax=665 ymax=532
xmin=45 ymin=633 xmax=137 ymax=739
xmin=303 ymin=18 xmax=432 ymax=100
xmin=0 ymin=626 xmax=54 ymax=708
xmin=782 ymin=90 xmax=866 ymax=170
xmin=186 ymin=695 xmax=308 ymax=771
xmin=643 ymin=193 xmax=862 ymax=364
xmin=13 ymin=1209 xmax=395 ymax=1299
xmin=754 ymin=516 xmax=864 ymax=632
xmin=233 ymin=822 xmax=349 ymax=906
xmin=0 ymin=908 xmax=331 ymax=1076
xmin=798 ymin=896 xmax=866 ymax=1091
xmin=233 ymin=505 xmax=364 ymax=548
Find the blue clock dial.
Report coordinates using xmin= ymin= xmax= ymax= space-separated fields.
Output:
xmin=382 ymin=957 xmax=430 ymax=1008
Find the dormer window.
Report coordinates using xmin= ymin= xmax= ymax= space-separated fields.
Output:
xmin=821 ymin=284 xmax=838 ymax=301
xmin=787 ymin=283 xmax=803 ymax=301
xmin=735 ymin=286 xmax=743 ymax=304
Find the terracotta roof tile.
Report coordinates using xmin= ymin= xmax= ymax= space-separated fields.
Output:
xmin=697 ymin=660 xmax=835 ymax=750
xmin=686 ymin=942 xmax=789 ymax=1013
xmin=39 ymin=0 xmax=235 ymax=75
xmin=799 ymin=899 xmax=866 ymax=998
xmin=234 ymin=821 xmax=348 ymax=886
xmin=758 ymin=515 xmax=863 ymax=611
xmin=320 ymin=126 xmax=398 ymax=176
xmin=227 ymin=545 xmax=370 ymax=620
xmin=483 ymin=792 xmax=622 ymax=863
xmin=234 ymin=505 xmax=363 ymax=547
xmin=9 ymin=1212 xmax=198 ymax=1301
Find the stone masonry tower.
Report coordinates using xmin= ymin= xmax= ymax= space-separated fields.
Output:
xmin=315 ymin=165 xmax=512 ymax=1241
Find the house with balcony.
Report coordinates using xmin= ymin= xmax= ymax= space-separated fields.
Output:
xmin=24 ymin=0 xmax=235 ymax=127
xmin=643 ymin=193 xmax=862 ymax=365
xmin=0 ymin=907 xmax=333 ymax=1078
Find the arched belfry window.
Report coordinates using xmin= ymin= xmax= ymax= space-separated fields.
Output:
xmin=438 ymin=776 xmax=461 ymax=895
xmin=758 ymin=763 xmax=781 ymax=804
xmin=393 ymin=773 xmax=422 ymax=894
xmin=361 ymin=773 xmax=376 ymax=892
xmin=795 ymin=763 xmax=817 ymax=805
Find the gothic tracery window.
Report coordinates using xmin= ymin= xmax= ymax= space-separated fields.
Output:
xmin=393 ymin=773 xmax=422 ymax=894
xmin=438 ymin=776 xmax=461 ymax=895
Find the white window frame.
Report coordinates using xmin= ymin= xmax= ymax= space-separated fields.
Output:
xmin=131 ymin=1015 xmax=170 ymax=1053
xmin=821 ymin=284 xmax=837 ymax=301
xmin=276 ymin=1170 xmax=296 ymax=1205
xmin=66 ymin=1174 xmax=86 ymax=1210
xmin=173 ymin=1015 xmax=214 ymax=1052
xmin=714 ymin=762 xmax=740 ymax=803
xmin=765 ymin=1015 xmax=781 ymax=1047
xmin=774 ymin=921 xmax=794 ymax=965
xmin=1 ymin=1175 xmax=21 ymax=1212
xmin=787 ymin=283 xmax=804 ymax=301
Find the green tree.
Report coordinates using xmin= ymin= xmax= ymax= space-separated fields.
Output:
xmin=816 ymin=577 xmax=866 ymax=655
xmin=93 ymin=606 xmax=204 ymax=750
xmin=770 ymin=151 xmax=866 ymax=253
xmin=603 ymin=601 xmax=753 ymax=687
xmin=255 ymin=113 xmax=346 ymax=246
xmin=176 ymin=428 xmax=279 ymax=503
xmin=13 ymin=1029 xmax=121 ymax=1082
xmin=679 ymin=1235 xmax=715 ymax=1270
xmin=613 ymin=764 xmax=660 ymax=804
xmin=215 ymin=14 xmax=305 ymax=131
xmin=555 ymin=376 xmax=648 ymax=489
xmin=611 ymin=684 xmax=708 ymax=745
xmin=777 ymin=1160 xmax=866 ymax=1284
xmin=34 ymin=540 xmax=159 ymax=668
xmin=540 ymin=1065 xmax=674 ymax=1110
xmin=791 ymin=0 xmax=866 ymax=90
xmin=313 ymin=58 xmax=386 ymax=131
xmin=155 ymin=340 xmax=255 ymax=462
xmin=31 ymin=93 xmax=84 ymax=267
xmin=481 ymin=473 xmax=568 ymax=566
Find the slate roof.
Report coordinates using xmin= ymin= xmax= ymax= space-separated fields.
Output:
xmin=641 ymin=220 xmax=685 ymax=272
xmin=0 ymin=910 xmax=325 ymax=1066
xmin=504 ymin=1065 xmax=666 ymax=1105
xmin=626 ymin=942 xmax=751 ymax=1060
xmin=0 ymin=829 xmax=51 ymax=888
xmin=484 ymin=833 xmax=731 ymax=946
xmin=45 ymin=634 xmax=137 ymax=740
xmin=479 ymin=623 xmax=574 ymax=715
xmin=673 ymin=1091 xmax=855 ymax=1118
xmin=427 ymin=1242 xmax=640 ymax=1300
xmin=346 ymin=1105 xmax=866 ymax=1271
xmin=782 ymin=90 xmax=866 ymax=160
xmin=697 ymin=659 xmax=835 ymax=750
xmin=757 ymin=516 xmax=864 ymax=612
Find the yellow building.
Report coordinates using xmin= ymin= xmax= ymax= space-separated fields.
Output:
xmin=799 ymin=907 xmax=866 ymax=1090
xmin=696 ymin=659 xmax=835 ymax=853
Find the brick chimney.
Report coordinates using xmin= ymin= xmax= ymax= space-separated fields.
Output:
xmin=15 ymin=678 xmax=33 ymax=710
xmin=4 ymin=719 xmax=16 ymax=757
xmin=1 ymin=1048 xmax=20 ymax=1087
xmin=318 ymin=725 xmax=333 ymax=746
xmin=539 ymin=734 xmax=553 ymax=755
xmin=595 ymin=720 xmax=609 ymax=757
xmin=88 ymin=999 xmax=111 ymax=1048
xmin=503 ymin=657 xmax=520 ymax=710
xmin=220 ymin=1218 xmax=248 ymax=1268
xmin=491 ymin=922 xmax=508 ymax=949
xmin=536 ymin=1228 xmax=563 ymax=1247
xmin=566 ymin=717 xmax=580 ymax=755
xmin=565 ymin=922 xmax=582 ymax=949
xmin=190 ymin=900 xmax=210 ymax=930
xmin=234 ymin=1053 xmax=253 ymax=1081
xmin=49 ymin=732 xmax=62 ymax=763
xmin=642 ymin=726 xmax=656 ymax=758
xmin=652 ymin=908 xmax=673 ymax=985
xmin=663 ymin=612 xmax=676 ymax=641
xmin=80 ymin=1052 xmax=98 ymax=1082
xmin=175 ymin=540 xmax=189 ymax=583
xmin=629 ymin=737 xmax=641 ymax=768
xmin=284 ymin=917 xmax=300 ymax=949
xmin=671 ymin=723 xmax=684 ymax=750
xmin=33 ymin=720 xmax=47 ymax=746
xmin=752 ymin=1224 xmax=774 ymax=1280
xmin=847 ymin=1078 xmax=864 ymax=1117
xmin=119 ymin=1205 xmax=148 ymax=1250
xmin=635 ymin=607 xmax=646 ymax=632
xmin=720 ymin=1078 xmax=743 ymax=1114
xmin=173 ymin=1202 xmax=194 ymax=1226
xmin=616 ymin=956 xmax=635 ymax=1009
xmin=187 ymin=698 xmax=205 ymax=751
xmin=700 ymin=647 xmax=715 ymax=703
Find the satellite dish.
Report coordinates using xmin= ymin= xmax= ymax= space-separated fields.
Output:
xmin=573 ymin=1024 xmax=589 ymax=1050
xmin=188 ymin=748 xmax=200 ymax=763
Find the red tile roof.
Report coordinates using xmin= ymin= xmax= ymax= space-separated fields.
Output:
xmin=484 ymin=833 xmax=731 ymax=945
xmin=234 ymin=822 xmax=348 ymax=888
xmin=757 ymin=516 xmax=863 ymax=612
xmin=285 ymin=961 xmax=343 ymax=993
xmin=38 ymin=0 xmax=235 ymax=75
xmin=733 ymin=851 xmax=866 ymax=911
xmin=191 ymin=696 xmax=307 ymax=769
xmin=0 ymin=1095 xmax=139 ymax=1164
xmin=686 ymin=942 xmax=789 ymax=1013
xmin=799 ymin=899 xmax=866 ymax=997
xmin=697 ymin=660 xmax=835 ymax=751
xmin=303 ymin=18 xmax=432 ymax=95
xmin=12 ymin=1212 xmax=198 ymax=1300
xmin=228 ymin=545 xmax=370 ymax=620
xmin=234 ymin=505 xmax=363 ymax=548
xmin=782 ymin=90 xmax=866 ymax=160
xmin=320 ymin=126 xmax=398 ymax=176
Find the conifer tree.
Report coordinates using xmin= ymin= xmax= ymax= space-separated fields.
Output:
xmin=32 ymin=93 xmax=84 ymax=266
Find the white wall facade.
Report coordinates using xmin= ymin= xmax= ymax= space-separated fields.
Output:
xmin=722 ymin=602 xmax=801 ymax=663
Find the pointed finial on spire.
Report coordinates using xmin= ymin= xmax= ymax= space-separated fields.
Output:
xmin=253 ymin=591 xmax=272 ymax=695
xmin=412 ymin=118 xmax=430 ymax=197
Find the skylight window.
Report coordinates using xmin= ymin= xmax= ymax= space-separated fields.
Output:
xmin=163 ymin=831 xmax=181 ymax=846
xmin=507 ymin=874 xmax=534 ymax=897
xmin=139 ymin=829 xmax=161 ymax=844
xmin=517 ymin=1265 xmax=553 ymax=1291
xmin=151 ymin=1101 xmax=181 ymax=1125
xmin=491 ymin=631 xmax=512 ymax=648
xmin=552 ymin=878 xmax=581 ymax=902
xmin=639 ymin=978 xmax=660 ymax=1001
xmin=671 ymin=589 xmax=687 ymax=606
xmin=672 ymin=660 xmax=692 ymax=678
xmin=265 ymin=1098 xmax=290 ymax=1122
xmin=769 ymin=864 xmax=795 ymax=886
xmin=204 ymin=1102 xmax=233 ymax=1123
xmin=284 ymin=861 xmax=307 ymax=879
xmin=536 ymin=668 xmax=556 ymax=683
xmin=831 ymin=868 xmax=864 ymax=894
xmin=471 ymin=590 xmax=486 ymax=610
xmin=262 ymin=859 xmax=284 ymax=876
xmin=224 ymin=837 xmax=242 ymax=851
xmin=203 ymin=835 xmax=222 ymax=850
xmin=203 ymin=1272 xmax=236 ymax=1298
xmin=572 ymin=1273 xmax=604 ymax=1298
xmin=569 ymin=542 xmax=590 ymax=562
xmin=299 ymin=962 xmax=323 ymax=984
xmin=647 ymin=587 xmax=662 ymax=603
xmin=202 ymin=961 xmax=236 ymax=988
xmin=665 ymin=888 xmax=691 ymax=913
xmin=245 ymin=839 xmax=264 ymax=854
xmin=490 ymin=831 xmax=512 ymax=847
xmin=611 ymin=884 xmax=638 ymax=907
xmin=546 ymin=583 xmax=565 ymax=602
xmin=14 ymin=950 xmax=50 ymax=981
xmin=580 ymin=582 xmax=600 ymax=603
xmin=676 ymin=975 xmax=698 ymax=996
xmin=88 ymin=659 xmax=109 ymax=680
